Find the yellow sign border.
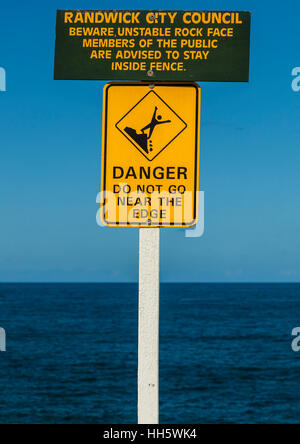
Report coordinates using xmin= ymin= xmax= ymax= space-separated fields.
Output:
xmin=100 ymin=82 xmax=201 ymax=228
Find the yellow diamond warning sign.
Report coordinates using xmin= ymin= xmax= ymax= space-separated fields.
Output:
xmin=116 ymin=91 xmax=187 ymax=161
xmin=100 ymin=82 xmax=201 ymax=227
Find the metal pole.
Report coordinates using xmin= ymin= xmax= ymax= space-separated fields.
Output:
xmin=138 ymin=227 xmax=160 ymax=424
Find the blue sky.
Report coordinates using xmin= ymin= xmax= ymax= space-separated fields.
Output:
xmin=0 ymin=0 xmax=299 ymax=282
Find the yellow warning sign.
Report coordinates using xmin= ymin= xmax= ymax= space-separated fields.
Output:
xmin=100 ymin=82 xmax=201 ymax=227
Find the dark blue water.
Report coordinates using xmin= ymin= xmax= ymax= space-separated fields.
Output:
xmin=0 ymin=283 xmax=300 ymax=424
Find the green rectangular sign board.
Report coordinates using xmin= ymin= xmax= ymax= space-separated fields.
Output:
xmin=54 ymin=10 xmax=251 ymax=82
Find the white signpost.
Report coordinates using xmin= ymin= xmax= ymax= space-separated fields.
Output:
xmin=138 ymin=228 xmax=160 ymax=424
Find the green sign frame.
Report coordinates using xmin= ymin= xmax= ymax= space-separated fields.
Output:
xmin=54 ymin=10 xmax=251 ymax=82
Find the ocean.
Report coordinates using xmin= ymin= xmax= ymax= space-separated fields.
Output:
xmin=0 ymin=283 xmax=299 ymax=424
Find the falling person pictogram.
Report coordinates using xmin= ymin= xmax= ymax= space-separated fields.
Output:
xmin=124 ymin=107 xmax=171 ymax=154
xmin=141 ymin=107 xmax=171 ymax=139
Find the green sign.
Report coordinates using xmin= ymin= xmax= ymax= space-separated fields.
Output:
xmin=54 ymin=10 xmax=251 ymax=82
